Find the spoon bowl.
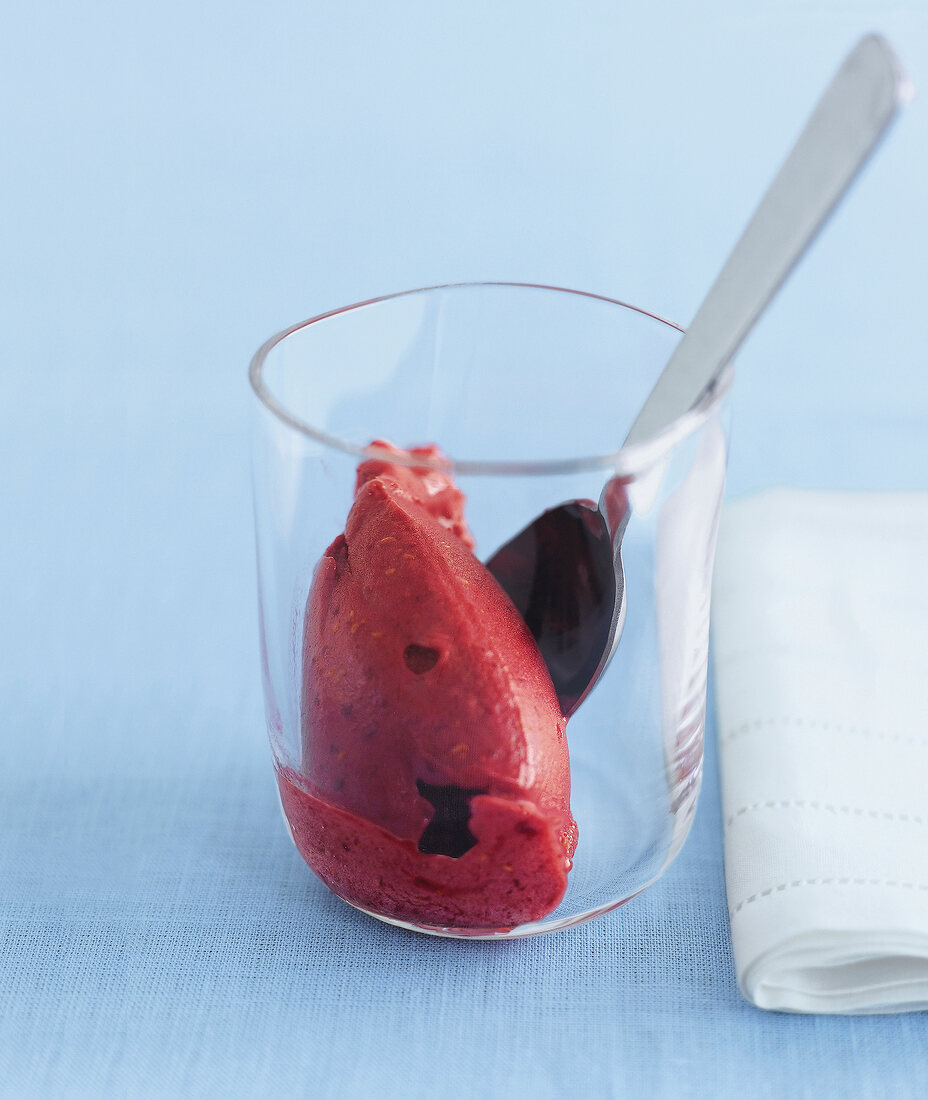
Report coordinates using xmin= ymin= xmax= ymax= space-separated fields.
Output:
xmin=486 ymin=483 xmax=628 ymax=717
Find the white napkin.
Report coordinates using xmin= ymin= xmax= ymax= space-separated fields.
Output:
xmin=711 ymin=489 xmax=928 ymax=1014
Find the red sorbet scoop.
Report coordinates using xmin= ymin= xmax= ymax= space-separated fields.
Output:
xmin=277 ymin=442 xmax=577 ymax=931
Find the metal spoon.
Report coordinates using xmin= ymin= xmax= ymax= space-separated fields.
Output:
xmin=487 ymin=34 xmax=911 ymax=717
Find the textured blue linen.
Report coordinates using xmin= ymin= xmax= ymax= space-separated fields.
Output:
xmin=2 ymin=1 xmax=927 ymax=1096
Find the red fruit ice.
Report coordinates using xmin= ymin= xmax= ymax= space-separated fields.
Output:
xmin=276 ymin=442 xmax=577 ymax=931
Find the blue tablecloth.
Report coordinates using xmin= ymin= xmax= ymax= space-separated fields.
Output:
xmin=2 ymin=2 xmax=927 ymax=1095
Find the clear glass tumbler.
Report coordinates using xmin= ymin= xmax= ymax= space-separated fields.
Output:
xmin=250 ymin=282 xmax=731 ymax=939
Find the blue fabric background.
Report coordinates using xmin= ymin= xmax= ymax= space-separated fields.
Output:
xmin=2 ymin=1 xmax=927 ymax=1095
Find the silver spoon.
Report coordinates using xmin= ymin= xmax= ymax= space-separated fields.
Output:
xmin=487 ymin=34 xmax=911 ymax=717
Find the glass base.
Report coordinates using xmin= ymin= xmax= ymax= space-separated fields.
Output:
xmin=347 ymin=892 xmax=645 ymax=940
xmin=274 ymin=768 xmax=696 ymax=939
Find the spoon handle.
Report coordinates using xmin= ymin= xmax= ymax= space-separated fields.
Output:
xmin=624 ymin=34 xmax=912 ymax=449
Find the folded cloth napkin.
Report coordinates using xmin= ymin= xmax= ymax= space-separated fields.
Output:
xmin=711 ymin=489 xmax=928 ymax=1014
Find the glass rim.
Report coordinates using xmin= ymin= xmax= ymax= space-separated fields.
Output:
xmin=248 ymin=281 xmax=733 ymax=477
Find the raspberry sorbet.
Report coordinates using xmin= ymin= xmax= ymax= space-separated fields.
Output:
xmin=276 ymin=442 xmax=578 ymax=931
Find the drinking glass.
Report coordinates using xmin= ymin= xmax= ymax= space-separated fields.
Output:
xmin=250 ymin=282 xmax=731 ymax=938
